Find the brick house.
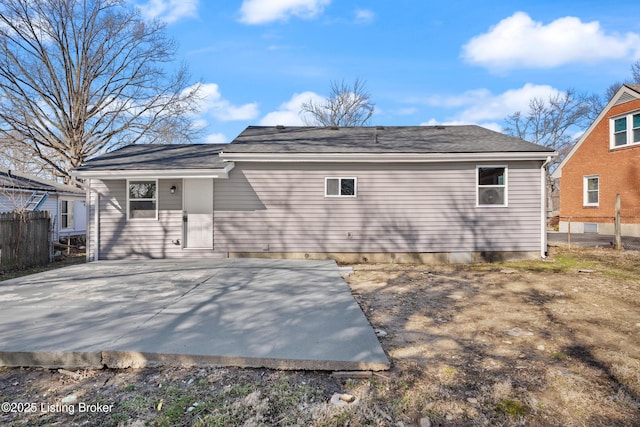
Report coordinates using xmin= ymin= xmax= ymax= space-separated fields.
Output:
xmin=553 ymin=84 xmax=640 ymax=236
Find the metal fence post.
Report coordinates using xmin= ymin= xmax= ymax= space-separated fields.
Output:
xmin=615 ymin=194 xmax=622 ymax=250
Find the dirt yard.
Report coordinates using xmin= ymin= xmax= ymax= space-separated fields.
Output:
xmin=1 ymin=247 xmax=639 ymax=426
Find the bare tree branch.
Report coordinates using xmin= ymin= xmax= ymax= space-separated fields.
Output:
xmin=0 ymin=0 xmax=201 ymax=183
xmin=631 ymin=60 xmax=640 ymax=83
xmin=503 ymin=89 xmax=592 ymax=221
xmin=586 ymin=59 xmax=640 ymax=123
xmin=300 ymin=78 xmax=375 ymax=127
xmin=503 ymin=89 xmax=591 ymax=168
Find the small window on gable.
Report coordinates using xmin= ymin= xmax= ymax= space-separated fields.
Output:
xmin=584 ymin=176 xmax=599 ymax=206
xmin=60 ymin=200 xmax=74 ymax=229
xmin=611 ymin=112 xmax=640 ymax=147
xmin=325 ymin=177 xmax=357 ymax=197
xmin=477 ymin=166 xmax=507 ymax=207
xmin=128 ymin=180 xmax=157 ymax=219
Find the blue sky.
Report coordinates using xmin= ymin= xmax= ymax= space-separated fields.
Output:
xmin=135 ymin=0 xmax=640 ymax=143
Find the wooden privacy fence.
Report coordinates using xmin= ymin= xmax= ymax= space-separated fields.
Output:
xmin=0 ymin=210 xmax=51 ymax=269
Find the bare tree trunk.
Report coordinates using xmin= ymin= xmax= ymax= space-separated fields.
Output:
xmin=0 ymin=0 xmax=201 ymax=182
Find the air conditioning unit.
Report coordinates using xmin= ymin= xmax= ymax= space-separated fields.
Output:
xmin=479 ymin=188 xmax=504 ymax=205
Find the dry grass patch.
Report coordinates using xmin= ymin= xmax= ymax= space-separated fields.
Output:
xmin=347 ymin=247 xmax=640 ymax=425
xmin=0 ymin=247 xmax=639 ymax=426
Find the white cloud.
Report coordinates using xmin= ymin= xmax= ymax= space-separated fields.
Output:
xmin=463 ymin=84 xmax=560 ymax=122
xmin=193 ymin=83 xmax=259 ymax=122
xmin=462 ymin=12 xmax=640 ymax=70
xmin=191 ymin=118 xmax=208 ymax=129
xmin=478 ymin=122 xmax=503 ymax=133
xmin=396 ymin=107 xmax=418 ymax=116
xmin=354 ymin=8 xmax=374 ymax=24
xmin=259 ymin=91 xmax=324 ymax=126
xmin=422 ymin=88 xmax=494 ymax=109
xmin=424 ymin=83 xmax=560 ymax=122
xmin=137 ymin=0 xmax=199 ymax=23
xmin=239 ymin=0 xmax=331 ymax=25
xmin=204 ymin=133 xmax=227 ymax=144
xmin=421 ymin=119 xmax=503 ymax=133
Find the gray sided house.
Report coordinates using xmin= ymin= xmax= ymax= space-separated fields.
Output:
xmin=73 ymin=126 xmax=556 ymax=263
xmin=0 ymin=169 xmax=86 ymax=242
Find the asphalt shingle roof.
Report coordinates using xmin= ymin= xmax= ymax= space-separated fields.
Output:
xmin=75 ymin=144 xmax=229 ymax=171
xmin=75 ymin=126 xmax=553 ymax=172
xmin=0 ymin=170 xmax=82 ymax=193
xmin=223 ymin=125 xmax=554 ymax=153
xmin=624 ymin=83 xmax=640 ymax=93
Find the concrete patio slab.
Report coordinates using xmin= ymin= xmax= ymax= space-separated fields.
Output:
xmin=0 ymin=258 xmax=389 ymax=371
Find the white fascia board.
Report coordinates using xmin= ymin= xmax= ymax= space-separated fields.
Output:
xmin=0 ymin=187 xmax=37 ymax=195
xmin=0 ymin=187 xmax=82 ymax=196
xmin=55 ymin=191 xmax=85 ymax=197
xmin=71 ymin=162 xmax=235 ymax=180
xmin=220 ymin=152 xmax=556 ymax=163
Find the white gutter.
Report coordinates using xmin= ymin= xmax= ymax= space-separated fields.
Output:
xmin=71 ymin=163 xmax=235 ymax=180
xmin=220 ymin=151 xmax=553 ymax=163
xmin=540 ymin=156 xmax=553 ymax=258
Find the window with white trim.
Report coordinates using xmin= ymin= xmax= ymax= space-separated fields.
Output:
xmin=325 ymin=177 xmax=357 ymax=197
xmin=128 ymin=180 xmax=157 ymax=219
xmin=477 ymin=166 xmax=507 ymax=206
xmin=584 ymin=175 xmax=599 ymax=206
xmin=60 ymin=200 xmax=74 ymax=229
xmin=611 ymin=112 xmax=640 ymax=147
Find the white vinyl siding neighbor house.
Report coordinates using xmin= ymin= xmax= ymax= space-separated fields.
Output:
xmin=1 ymin=169 xmax=86 ymax=241
xmin=73 ymin=126 xmax=556 ymax=263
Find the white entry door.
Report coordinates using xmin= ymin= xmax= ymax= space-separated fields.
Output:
xmin=183 ymin=178 xmax=214 ymax=248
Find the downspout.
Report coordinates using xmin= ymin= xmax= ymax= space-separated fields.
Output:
xmin=540 ymin=156 xmax=553 ymax=258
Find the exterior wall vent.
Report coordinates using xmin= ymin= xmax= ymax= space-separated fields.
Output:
xmin=614 ymin=92 xmax=637 ymax=106
xmin=584 ymin=223 xmax=598 ymax=233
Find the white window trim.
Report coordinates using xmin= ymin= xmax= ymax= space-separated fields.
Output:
xmin=126 ymin=179 xmax=159 ymax=220
xmin=583 ymin=175 xmax=599 ymax=207
xmin=60 ymin=199 xmax=74 ymax=230
xmin=324 ymin=177 xmax=358 ymax=198
xmin=610 ymin=111 xmax=640 ymax=149
xmin=476 ymin=165 xmax=508 ymax=207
